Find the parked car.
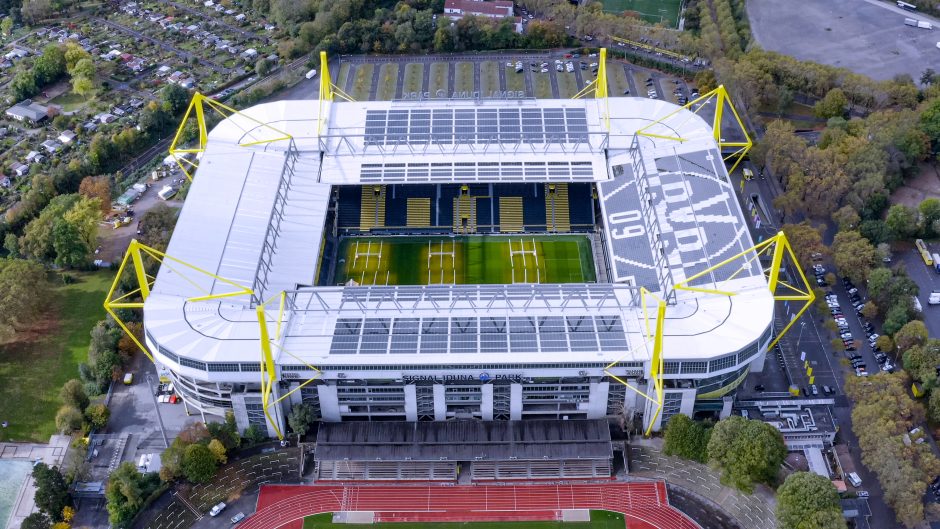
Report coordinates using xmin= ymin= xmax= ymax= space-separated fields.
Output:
xmin=210 ymin=503 xmax=227 ymax=517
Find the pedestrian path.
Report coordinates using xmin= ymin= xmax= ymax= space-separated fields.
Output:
xmin=628 ymin=439 xmax=778 ymax=529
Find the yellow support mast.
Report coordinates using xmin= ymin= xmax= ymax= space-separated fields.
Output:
xmin=572 ymin=49 xmax=610 ymax=130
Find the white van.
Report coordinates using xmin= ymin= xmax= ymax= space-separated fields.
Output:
xmin=847 ymin=472 xmax=862 ymax=487
xmin=305 ymin=69 xmax=317 ymax=79
xmin=158 ymin=185 xmax=177 ymax=201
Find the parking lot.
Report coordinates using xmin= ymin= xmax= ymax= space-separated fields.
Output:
xmin=899 ymin=243 xmax=940 ymax=339
xmin=749 ymin=0 xmax=940 ymax=82
xmin=335 ymin=53 xmax=694 ymax=102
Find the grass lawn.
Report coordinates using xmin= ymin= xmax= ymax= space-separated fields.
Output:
xmin=351 ymin=63 xmax=375 ymax=101
xmin=429 ymin=63 xmax=449 ymax=96
xmin=556 ymin=71 xmax=579 ymax=98
xmin=455 ymin=62 xmax=474 ymax=94
xmin=377 ymin=64 xmax=399 ymax=100
xmin=480 ymin=61 xmax=499 ymax=94
xmin=404 ymin=63 xmax=424 ymax=94
xmin=607 ymin=63 xmax=628 ymax=96
xmin=304 ymin=511 xmax=625 ymax=529
xmin=601 ymin=0 xmax=682 ymax=27
xmin=533 ymin=72 xmax=552 ymax=99
xmin=49 ymin=91 xmax=91 ymax=112
xmin=0 ymin=271 xmax=112 ymax=442
xmin=507 ymin=68 xmax=525 ymax=92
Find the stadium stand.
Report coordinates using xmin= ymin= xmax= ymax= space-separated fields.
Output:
xmin=499 ymin=197 xmax=524 ymax=232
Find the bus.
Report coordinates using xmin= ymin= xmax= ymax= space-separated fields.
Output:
xmin=898 ymin=1 xmax=917 ymax=11
xmin=916 ymin=239 xmax=933 ymax=265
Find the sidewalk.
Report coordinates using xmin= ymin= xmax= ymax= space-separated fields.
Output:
xmin=3 ymin=435 xmax=71 ymax=529
xmin=628 ymin=438 xmax=778 ymax=529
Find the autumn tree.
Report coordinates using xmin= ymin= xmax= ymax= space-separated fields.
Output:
xmin=85 ymin=403 xmax=110 ymax=430
xmin=895 ymin=321 xmax=929 ymax=353
xmin=59 ymin=379 xmax=89 ymax=411
xmin=782 ymin=222 xmax=827 ymax=267
xmin=832 ymin=231 xmax=878 ymax=284
xmin=776 ymin=472 xmax=846 ymax=529
xmin=814 ymin=88 xmax=848 ymax=119
xmin=78 ymin=176 xmax=112 ymax=214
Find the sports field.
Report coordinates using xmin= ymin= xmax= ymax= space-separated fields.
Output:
xmin=334 ymin=235 xmax=595 ymax=286
xmin=303 ymin=511 xmax=625 ymax=529
xmin=601 ymin=0 xmax=682 ymax=27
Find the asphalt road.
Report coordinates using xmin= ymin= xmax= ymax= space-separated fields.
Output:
xmin=898 ymin=245 xmax=940 ymax=338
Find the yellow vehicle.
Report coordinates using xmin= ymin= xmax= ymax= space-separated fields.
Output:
xmin=112 ymin=216 xmax=132 ymax=229
xmin=743 ymin=168 xmax=754 ymax=181
xmin=916 ymin=239 xmax=933 ymax=265
xmin=123 ymin=373 xmax=133 ymax=385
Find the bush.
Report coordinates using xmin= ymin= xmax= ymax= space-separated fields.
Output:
xmin=59 ymin=379 xmax=89 ymax=410
xmin=662 ymin=414 xmax=711 ymax=463
xmin=181 ymin=443 xmax=218 ymax=483
xmin=84 ymin=403 xmax=110 ymax=430
xmin=54 ymin=405 xmax=84 ymax=434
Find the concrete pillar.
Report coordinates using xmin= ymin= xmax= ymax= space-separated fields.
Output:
xmin=404 ymin=384 xmax=418 ymax=422
xmin=678 ymin=388 xmax=696 ymax=417
xmin=510 ymin=383 xmax=522 ymax=420
xmin=433 ymin=384 xmax=446 ymax=421
xmin=230 ymin=393 xmax=251 ymax=432
xmin=720 ymin=396 xmax=734 ymax=420
xmin=317 ymin=384 xmax=341 ymax=422
xmin=750 ymin=349 xmax=767 ymax=373
xmin=587 ymin=381 xmax=609 ymax=419
xmin=481 ymin=384 xmax=494 ymax=420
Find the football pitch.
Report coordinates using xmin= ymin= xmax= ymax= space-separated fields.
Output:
xmin=303 ymin=511 xmax=626 ymax=529
xmin=601 ymin=0 xmax=682 ymax=27
xmin=334 ymin=235 xmax=596 ymax=286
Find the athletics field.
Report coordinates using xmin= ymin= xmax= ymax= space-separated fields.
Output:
xmin=334 ymin=235 xmax=596 ymax=286
xmin=303 ymin=511 xmax=626 ymax=529
xmin=601 ymin=0 xmax=682 ymax=27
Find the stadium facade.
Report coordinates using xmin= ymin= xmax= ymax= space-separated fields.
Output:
xmin=140 ymin=57 xmax=778 ymax=443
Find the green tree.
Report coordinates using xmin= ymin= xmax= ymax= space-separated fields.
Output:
xmin=20 ymin=512 xmax=51 ymax=529
xmin=242 ymin=424 xmax=267 ymax=446
xmin=32 ymin=463 xmax=70 ymax=521
xmin=920 ymin=97 xmax=940 ymax=144
xmin=255 ymin=57 xmax=272 ymax=77
xmin=137 ymin=203 xmax=178 ymax=252
xmin=10 ymin=70 xmax=38 ymax=101
xmin=206 ymin=411 xmax=241 ymax=451
xmin=64 ymin=42 xmax=90 ymax=73
xmin=287 ymin=403 xmax=316 ymax=438
xmin=161 ymin=83 xmax=190 ymax=115
xmin=832 ymin=231 xmax=878 ymax=284
xmin=71 ymin=75 xmax=94 ymax=97
xmin=919 ymin=198 xmax=940 ymax=237
xmin=707 ymin=416 xmax=786 ymax=493
xmin=0 ymin=258 xmax=51 ymax=342
xmin=3 ymin=233 xmax=18 ymax=257
xmin=929 ymin=390 xmax=940 ymax=423
xmin=883 ymin=301 xmax=913 ymax=336
xmin=182 ymin=443 xmax=217 ymax=483
xmin=84 ymin=403 xmax=110 ymax=430
xmin=814 ymin=88 xmax=848 ymax=119
xmin=0 ymin=18 xmax=12 ymax=37
xmin=54 ymin=405 xmax=83 ymax=434
xmin=885 ymin=204 xmax=920 ymax=240
xmin=903 ymin=340 xmax=940 ymax=388
xmin=59 ymin=379 xmax=89 ymax=410
xmin=207 ymin=439 xmax=227 ymax=464
xmin=662 ymin=414 xmax=711 ymax=463
xmin=831 ymin=205 xmax=860 ymax=232
xmin=776 ymin=471 xmax=846 ymax=529
xmin=105 ymin=462 xmax=160 ymax=526
xmin=52 ymin=219 xmax=89 ymax=268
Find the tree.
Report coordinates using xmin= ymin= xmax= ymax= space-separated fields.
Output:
xmin=875 ymin=335 xmax=895 ymax=354
xmin=255 ymin=57 xmax=272 ymax=77
xmin=78 ymin=176 xmax=111 ymax=213
xmin=137 ymin=203 xmax=178 ymax=252
xmin=52 ymin=219 xmax=89 ymax=268
xmin=707 ymin=416 xmax=786 ymax=493
xmin=861 ymin=301 xmax=879 ymax=320
xmin=4 ymin=233 xmax=19 ymax=257
xmin=64 ymin=42 xmax=91 ymax=73
xmin=182 ymin=443 xmax=218 ymax=483
xmin=781 ymin=222 xmax=827 ymax=267
xmin=0 ymin=259 xmax=50 ymax=342
xmin=814 ymin=88 xmax=848 ymax=119
xmin=776 ymin=471 xmax=846 ymax=529
xmin=32 ymin=463 xmax=70 ymax=521
xmin=85 ymin=403 xmax=110 ymax=430
xmin=105 ymin=462 xmax=160 ymax=526
xmin=929 ymin=390 xmax=940 ymax=423
xmin=895 ymin=320 xmax=929 ymax=353
xmin=207 ymin=439 xmax=228 ymax=464
xmin=831 ymin=205 xmax=860 ymax=231
xmin=287 ymin=403 xmax=316 ymax=438
xmin=921 ymin=97 xmax=940 ymax=144
xmin=903 ymin=340 xmax=940 ymax=387
xmin=242 ymin=424 xmax=267 ymax=446
xmin=920 ymin=198 xmax=940 ymax=237
xmin=883 ymin=301 xmax=913 ymax=336
xmin=832 ymin=231 xmax=878 ymax=284
xmin=71 ymin=76 xmax=94 ymax=98
xmin=54 ymin=405 xmax=83 ymax=434
xmin=20 ymin=513 xmax=51 ymax=529
xmin=59 ymin=379 xmax=89 ymax=410
xmin=885 ymin=204 xmax=920 ymax=240
xmin=206 ymin=411 xmax=241 ymax=451
xmin=161 ymin=84 xmax=190 ymax=116
xmin=0 ymin=18 xmax=12 ymax=37
xmin=662 ymin=414 xmax=711 ymax=463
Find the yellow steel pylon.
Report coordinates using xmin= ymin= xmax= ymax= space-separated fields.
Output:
xmin=316 ymin=51 xmax=355 ymax=136
xmin=168 ymin=93 xmax=294 ymax=181
xmin=573 ymin=48 xmax=610 ymax=131
xmin=635 ymin=84 xmax=753 ymax=174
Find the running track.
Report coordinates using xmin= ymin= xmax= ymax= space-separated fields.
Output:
xmin=241 ymin=482 xmax=701 ymax=529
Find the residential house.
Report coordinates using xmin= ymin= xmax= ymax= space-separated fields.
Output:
xmin=156 ymin=65 xmax=172 ymax=77
xmin=95 ymin=113 xmax=117 ymax=124
xmin=241 ymin=48 xmax=258 ymax=60
xmin=178 ymin=77 xmax=196 ymax=89
xmin=234 ymin=13 xmax=247 ymax=23
xmin=82 ymin=121 xmax=98 ymax=132
xmin=214 ymin=4 xmax=224 ymax=12
xmin=40 ymin=139 xmax=60 ymax=153
xmin=443 ymin=0 xmax=522 ymax=31
xmin=5 ymin=100 xmax=49 ymax=123
xmin=264 ymin=24 xmax=276 ymax=31
xmin=168 ymin=71 xmax=184 ymax=84
xmin=25 ymin=151 xmax=43 ymax=163
xmin=0 ymin=176 xmax=12 ymax=188
xmin=58 ymin=130 xmax=77 ymax=144
xmin=183 ymin=24 xmax=200 ymax=34
xmin=203 ymin=0 xmax=214 ymax=6
xmin=111 ymin=106 xmax=126 ymax=117
xmin=100 ymin=49 xmax=122 ymax=61
xmin=224 ymin=8 xmax=235 ymax=15
xmin=128 ymin=98 xmax=145 ymax=109
xmin=3 ymin=48 xmax=28 ymax=61
xmin=126 ymin=58 xmax=146 ymax=72
xmin=10 ymin=162 xmax=28 ymax=177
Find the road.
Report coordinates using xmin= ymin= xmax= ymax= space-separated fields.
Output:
xmin=96 ymin=17 xmax=229 ymax=74
xmin=898 ymin=245 xmax=940 ymax=338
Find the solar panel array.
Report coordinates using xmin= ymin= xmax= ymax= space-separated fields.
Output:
xmin=329 ymin=315 xmax=629 ymax=355
xmin=360 ymin=160 xmax=596 ymax=183
xmin=363 ymin=107 xmax=589 ymax=146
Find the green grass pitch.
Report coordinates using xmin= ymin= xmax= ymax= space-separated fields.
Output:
xmin=601 ymin=0 xmax=682 ymax=27
xmin=303 ymin=511 xmax=626 ymax=529
xmin=334 ymin=235 xmax=596 ymax=286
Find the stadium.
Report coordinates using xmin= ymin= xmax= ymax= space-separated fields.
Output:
xmin=110 ymin=51 xmax=811 ymax=485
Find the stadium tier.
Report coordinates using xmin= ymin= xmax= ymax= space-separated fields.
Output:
xmin=142 ymin=82 xmax=773 ymax=445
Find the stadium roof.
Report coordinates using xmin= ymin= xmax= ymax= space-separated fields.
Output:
xmin=144 ymin=95 xmax=773 ymax=374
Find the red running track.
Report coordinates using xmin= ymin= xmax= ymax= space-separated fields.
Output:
xmin=243 ymin=482 xmax=701 ymax=529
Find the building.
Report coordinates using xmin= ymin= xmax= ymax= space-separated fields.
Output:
xmin=25 ymin=151 xmax=43 ymax=164
xmin=5 ymin=100 xmax=49 ymax=123
xmin=10 ymin=162 xmax=28 ymax=177
xmin=443 ymin=0 xmax=522 ymax=31
xmin=139 ymin=58 xmax=775 ymax=442
xmin=40 ymin=139 xmax=60 ymax=153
